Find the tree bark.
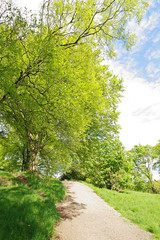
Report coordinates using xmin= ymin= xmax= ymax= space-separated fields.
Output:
xmin=28 ymin=133 xmax=41 ymax=173
xmin=29 ymin=149 xmax=40 ymax=173
xmin=20 ymin=132 xmax=40 ymax=173
xmin=22 ymin=145 xmax=31 ymax=171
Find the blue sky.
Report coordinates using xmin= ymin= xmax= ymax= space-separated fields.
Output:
xmin=116 ymin=1 xmax=160 ymax=83
xmin=106 ymin=0 xmax=160 ymax=150
xmin=15 ymin=0 xmax=160 ymax=151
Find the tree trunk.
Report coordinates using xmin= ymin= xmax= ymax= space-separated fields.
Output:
xmin=29 ymin=149 xmax=40 ymax=173
xmin=22 ymin=146 xmax=40 ymax=173
xmin=151 ymin=182 xmax=159 ymax=194
xmin=22 ymin=132 xmax=44 ymax=173
xmin=22 ymin=145 xmax=30 ymax=171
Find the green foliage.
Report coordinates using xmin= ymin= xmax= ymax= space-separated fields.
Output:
xmin=40 ymin=0 xmax=148 ymax=53
xmin=153 ymin=140 xmax=160 ymax=174
xmin=86 ymin=182 xmax=160 ymax=239
xmin=153 ymin=181 xmax=160 ymax=193
xmin=126 ymin=144 xmax=159 ymax=193
xmin=61 ymin=71 xmax=128 ymax=190
xmin=61 ymin=168 xmax=86 ymax=181
xmin=0 ymin=171 xmax=65 ymax=240
xmin=1 ymin=28 xmax=111 ymax=171
xmin=66 ymin=135 xmax=131 ymax=191
xmin=0 ymin=0 xmax=148 ymax=173
xmin=85 ymin=138 xmax=127 ymax=189
xmin=0 ymin=127 xmax=23 ymax=172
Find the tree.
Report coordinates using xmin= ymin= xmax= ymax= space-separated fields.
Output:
xmin=39 ymin=0 xmax=148 ymax=49
xmin=153 ymin=140 xmax=160 ymax=175
xmin=0 ymin=0 xmax=148 ymax=172
xmin=64 ymin=74 xmax=131 ymax=191
xmin=128 ymin=144 xmax=158 ymax=193
xmin=0 ymin=0 xmax=149 ymax=104
xmin=1 ymin=41 xmax=110 ymax=172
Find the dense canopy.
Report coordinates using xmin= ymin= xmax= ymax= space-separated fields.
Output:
xmin=0 ymin=0 xmax=148 ymax=174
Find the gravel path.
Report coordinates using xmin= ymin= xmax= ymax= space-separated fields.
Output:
xmin=55 ymin=181 xmax=153 ymax=240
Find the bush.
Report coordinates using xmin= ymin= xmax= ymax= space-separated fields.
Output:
xmin=61 ymin=168 xmax=86 ymax=181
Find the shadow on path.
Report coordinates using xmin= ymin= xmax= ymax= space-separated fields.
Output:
xmin=56 ymin=181 xmax=86 ymax=220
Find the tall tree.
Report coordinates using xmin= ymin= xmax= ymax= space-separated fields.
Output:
xmin=128 ymin=144 xmax=158 ymax=193
xmin=1 ymin=42 xmax=110 ymax=172
xmin=153 ymin=140 xmax=160 ymax=175
xmin=0 ymin=0 xmax=148 ymax=172
xmin=64 ymin=74 xmax=130 ymax=190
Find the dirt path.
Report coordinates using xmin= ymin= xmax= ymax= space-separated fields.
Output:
xmin=55 ymin=181 xmax=153 ymax=240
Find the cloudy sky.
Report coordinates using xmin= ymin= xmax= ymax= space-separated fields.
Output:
xmin=106 ymin=0 xmax=160 ymax=150
xmin=15 ymin=0 xmax=160 ymax=150
xmin=15 ymin=0 xmax=41 ymax=12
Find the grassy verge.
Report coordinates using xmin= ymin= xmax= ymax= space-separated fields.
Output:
xmin=85 ymin=182 xmax=160 ymax=240
xmin=0 ymin=171 xmax=65 ymax=240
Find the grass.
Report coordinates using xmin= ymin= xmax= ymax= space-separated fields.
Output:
xmin=0 ymin=171 xmax=65 ymax=240
xmin=85 ymin=182 xmax=160 ymax=240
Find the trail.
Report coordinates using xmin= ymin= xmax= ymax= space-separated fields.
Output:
xmin=55 ymin=181 xmax=153 ymax=240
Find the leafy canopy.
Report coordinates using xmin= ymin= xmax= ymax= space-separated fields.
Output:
xmin=0 ymin=0 xmax=148 ymax=172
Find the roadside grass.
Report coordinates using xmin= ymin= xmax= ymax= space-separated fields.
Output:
xmin=85 ymin=183 xmax=160 ymax=240
xmin=0 ymin=171 xmax=65 ymax=240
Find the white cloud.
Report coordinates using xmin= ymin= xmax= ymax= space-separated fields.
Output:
xmin=127 ymin=10 xmax=160 ymax=52
xmin=153 ymin=32 xmax=160 ymax=43
xmin=145 ymin=11 xmax=160 ymax=31
xmin=119 ymin=78 xmax=160 ymax=149
xmin=14 ymin=0 xmax=42 ymax=12
xmin=106 ymin=60 xmax=160 ymax=150
xmin=145 ymin=62 xmax=160 ymax=78
xmin=145 ymin=49 xmax=160 ymax=60
xmin=149 ymin=0 xmax=156 ymax=7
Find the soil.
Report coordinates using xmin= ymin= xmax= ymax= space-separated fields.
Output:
xmin=55 ymin=181 xmax=153 ymax=240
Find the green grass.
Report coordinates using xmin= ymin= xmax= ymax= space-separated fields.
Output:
xmin=85 ymin=182 xmax=160 ymax=240
xmin=0 ymin=171 xmax=65 ymax=240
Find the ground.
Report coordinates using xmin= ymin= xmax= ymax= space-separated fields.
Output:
xmin=55 ymin=181 xmax=153 ymax=240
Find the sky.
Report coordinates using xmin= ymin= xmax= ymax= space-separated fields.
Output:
xmin=106 ymin=0 xmax=160 ymax=150
xmin=15 ymin=0 xmax=160 ymax=151
xmin=15 ymin=0 xmax=42 ymax=12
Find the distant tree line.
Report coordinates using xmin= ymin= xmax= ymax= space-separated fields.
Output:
xmin=63 ymin=142 xmax=160 ymax=193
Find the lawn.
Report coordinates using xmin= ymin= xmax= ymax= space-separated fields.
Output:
xmin=86 ymin=183 xmax=160 ymax=240
xmin=0 ymin=171 xmax=65 ymax=240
